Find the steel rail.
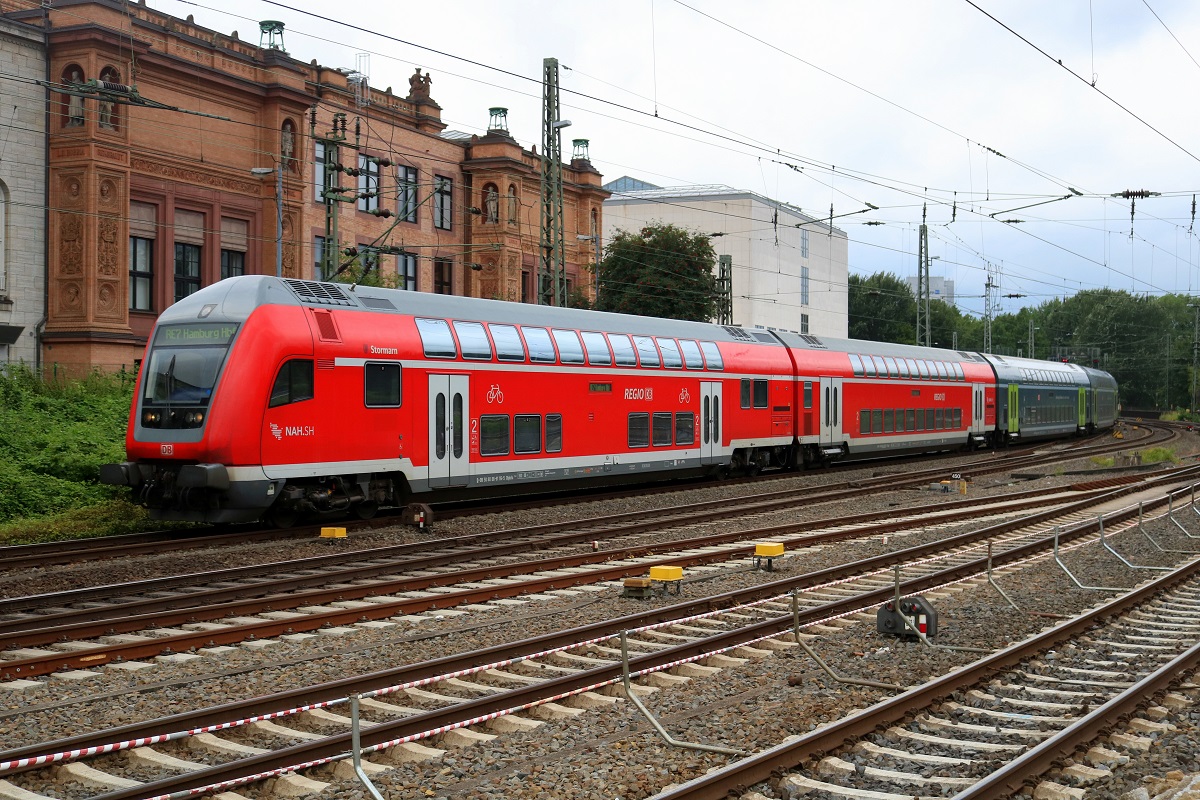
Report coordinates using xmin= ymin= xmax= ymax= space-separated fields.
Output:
xmin=0 ymin=475 xmax=1169 ymax=679
xmin=1 ymin=479 xmax=1183 ymax=783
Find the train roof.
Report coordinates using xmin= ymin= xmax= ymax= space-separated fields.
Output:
xmin=159 ymin=276 xmax=788 ymax=347
xmin=980 ymin=352 xmax=1091 ymax=386
xmin=772 ymin=331 xmax=986 ymax=365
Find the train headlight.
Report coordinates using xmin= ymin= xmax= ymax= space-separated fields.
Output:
xmin=142 ymin=410 xmax=162 ymax=427
xmin=184 ymin=411 xmax=205 ymax=426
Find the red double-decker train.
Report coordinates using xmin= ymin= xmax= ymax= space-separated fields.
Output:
xmin=101 ymin=276 xmax=1118 ymax=526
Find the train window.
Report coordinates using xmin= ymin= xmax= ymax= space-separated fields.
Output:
xmin=847 ymin=353 xmax=864 ymax=377
xmin=883 ymin=357 xmax=898 ymax=377
xmin=514 ymin=415 xmax=542 ymax=454
xmin=936 ymin=362 xmax=949 ymax=379
xmin=416 ymin=318 xmax=457 ymax=359
xmin=897 ymin=359 xmax=910 ymax=378
xmin=954 ymin=408 xmax=963 ymax=428
xmin=609 ymin=334 xmax=638 ymax=366
xmin=906 ymin=409 xmax=916 ymax=431
xmin=883 ymin=409 xmax=894 ymax=433
xmin=652 ymin=412 xmax=673 ymax=446
xmin=364 ymin=362 xmax=401 ymax=407
xmin=581 ymin=331 xmax=612 ymax=366
xmin=915 ymin=360 xmax=928 ymax=378
xmin=895 ymin=408 xmax=904 ymax=429
xmin=522 ymin=327 xmax=556 ymax=363
xmin=452 ymin=321 xmax=492 ymax=360
xmin=925 ymin=409 xmax=935 ymax=430
xmin=871 ymin=355 xmax=887 ymax=376
xmin=269 ymin=360 xmax=314 ymax=407
xmin=914 ymin=409 xmax=924 ymax=431
xmin=804 ymin=382 xmax=813 ymax=409
xmin=479 ymin=415 xmax=509 ymax=456
xmin=546 ymin=414 xmax=563 ymax=453
xmin=871 ymin=409 xmax=883 ymax=434
xmin=490 ymin=324 xmax=526 ymax=362
xmin=633 ymin=336 xmax=660 ymax=367
xmin=435 ymin=393 xmax=446 ymax=459
xmin=753 ymin=379 xmax=768 ymax=408
xmin=935 ymin=408 xmax=945 ymax=429
xmin=699 ymin=341 xmax=724 ymax=370
xmin=552 ymin=329 xmax=585 ymax=364
xmin=954 ymin=363 xmax=965 ymax=381
xmin=657 ymin=338 xmax=684 ymax=369
xmin=906 ymin=358 xmax=920 ymax=377
xmin=859 ymin=409 xmax=870 ymax=434
xmin=453 ymin=394 xmax=464 ymax=458
xmin=741 ymin=380 xmax=751 ymax=408
xmin=628 ymin=413 xmax=650 ymax=448
xmin=675 ymin=412 xmax=695 ymax=445
xmin=679 ymin=340 xmax=704 ymax=369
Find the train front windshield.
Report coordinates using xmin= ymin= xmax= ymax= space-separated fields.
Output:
xmin=140 ymin=323 xmax=239 ymax=429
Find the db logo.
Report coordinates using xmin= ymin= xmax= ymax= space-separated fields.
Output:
xmin=160 ymin=444 xmax=174 ymax=456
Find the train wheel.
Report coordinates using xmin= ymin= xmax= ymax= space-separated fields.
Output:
xmin=268 ymin=506 xmax=299 ymax=529
xmin=354 ymin=501 xmax=378 ymax=520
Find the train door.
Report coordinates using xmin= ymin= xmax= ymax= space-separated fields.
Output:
xmin=700 ymin=381 xmax=722 ymax=463
xmin=1077 ymin=387 xmax=1088 ymax=429
xmin=1007 ymin=383 xmax=1020 ymax=436
xmin=819 ymin=377 xmax=843 ymax=447
xmin=428 ymin=374 xmax=469 ymax=488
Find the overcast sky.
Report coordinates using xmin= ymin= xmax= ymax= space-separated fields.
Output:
xmin=153 ymin=0 xmax=1200 ymax=319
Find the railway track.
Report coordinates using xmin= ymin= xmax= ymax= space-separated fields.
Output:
xmin=0 ymin=423 xmax=1160 ymax=573
xmin=653 ymin=543 xmax=1200 ymax=800
xmin=2 ymin=460 xmax=1193 ymax=681
xmin=2 ymin=471 xmax=1199 ymax=798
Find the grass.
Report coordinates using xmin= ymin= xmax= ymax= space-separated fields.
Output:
xmin=1139 ymin=446 xmax=1180 ymax=465
xmin=1089 ymin=456 xmax=1116 ymax=468
xmin=0 ymin=500 xmax=159 ymax=545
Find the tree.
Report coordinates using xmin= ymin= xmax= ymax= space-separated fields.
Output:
xmin=848 ymin=272 xmax=916 ymax=343
xmin=595 ymin=223 xmax=719 ymax=321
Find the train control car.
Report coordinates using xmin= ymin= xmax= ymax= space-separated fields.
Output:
xmin=101 ymin=276 xmax=793 ymax=525
xmin=773 ymin=333 xmax=998 ymax=461
xmin=1080 ymin=365 xmax=1119 ymax=430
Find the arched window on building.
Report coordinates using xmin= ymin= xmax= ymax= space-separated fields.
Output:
xmin=98 ymin=67 xmax=120 ymax=130
xmin=281 ymin=120 xmax=298 ymax=173
xmin=62 ymin=65 xmax=85 ymax=127
xmin=482 ymin=183 xmax=499 ymax=224
xmin=506 ymin=184 xmax=518 ymax=224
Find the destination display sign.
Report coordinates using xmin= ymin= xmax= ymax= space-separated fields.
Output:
xmin=155 ymin=323 xmax=239 ymax=346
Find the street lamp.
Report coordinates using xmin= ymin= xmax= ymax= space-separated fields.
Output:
xmin=250 ymin=166 xmax=283 ymax=278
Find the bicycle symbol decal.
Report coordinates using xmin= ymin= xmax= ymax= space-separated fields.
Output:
xmin=678 ymin=388 xmax=691 ymax=404
xmin=487 ymin=384 xmax=505 ymax=404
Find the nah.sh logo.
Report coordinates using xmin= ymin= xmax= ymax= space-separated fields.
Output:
xmin=270 ymin=423 xmax=315 ymax=440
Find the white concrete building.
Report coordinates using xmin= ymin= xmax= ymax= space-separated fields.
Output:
xmin=602 ymin=180 xmax=848 ymax=337
xmin=906 ymin=274 xmax=955 ymax=305
xmin=0 ymin=17 xmax=46 ymax=367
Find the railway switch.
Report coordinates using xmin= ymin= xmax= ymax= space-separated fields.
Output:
xmin=877 ymin=596 xmax=938 ymax=640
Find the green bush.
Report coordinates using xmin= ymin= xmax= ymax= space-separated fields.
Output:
xmin=0 ymin=365 xmax=134 ymax=529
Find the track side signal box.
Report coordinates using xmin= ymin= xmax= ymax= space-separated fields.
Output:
xmin=877 ymin=596 xmax=938 ymax=640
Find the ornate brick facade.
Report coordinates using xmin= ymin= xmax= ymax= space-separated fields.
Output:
xmin=3 ymin=0 xmax=607 ymax=373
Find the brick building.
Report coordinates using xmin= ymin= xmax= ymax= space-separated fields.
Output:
xmin=1 ymin=0 xmax=607 ymax=373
